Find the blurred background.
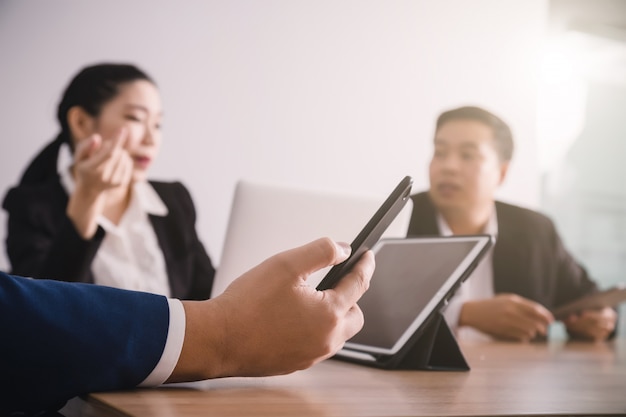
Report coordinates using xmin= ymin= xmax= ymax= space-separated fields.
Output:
xmin=540 ymin=0 xmax=626 ymax=291
xmin=0 ymin=0 xmax=623 ymax=330
xmin=539 ymin=0 xmax=626 ymax=335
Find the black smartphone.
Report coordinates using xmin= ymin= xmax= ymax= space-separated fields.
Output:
xmin=316 ymin=175 xmax=413 ymax=290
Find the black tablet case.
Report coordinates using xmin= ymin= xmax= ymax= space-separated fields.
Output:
xmin=332 ymin=235 xmax=495 ymax=371
xmin=334 ymin=310 xmax=469 ymax=371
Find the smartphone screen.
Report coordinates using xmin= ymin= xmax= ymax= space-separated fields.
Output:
xmin=316 ymin=175 xmax=413 ymax=290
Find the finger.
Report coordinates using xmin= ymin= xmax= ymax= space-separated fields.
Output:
xmin=584 ymin=307 xmax=617 ymax=322
xmin=327 ymin=250 xmax=375 ymax=310
xmin=100 ymin=127 xmax=129 ymax=155
xmin=95 ymin=127 xmax=127 ymax=147
xmin=579 ymin=312 xmax=615 ymax=333
xmin=340 ymin=304 xmax=365 ymax=342
xmin=584 ymin=325 xmax=608 ymax=342
xmin=563 ymin=314 xmax=579 ymax=325
xmin=74 ymin=134 xmax=101 ymax=162
xmin=516 ymin=299 xmax=554 ymax=326
xmin=112 ymin=127 xmax=129 ymax=149
xmin=527 ymin=314 xmax=550 ymax=336
xmin=271 ymin=238 xmax=352 ymax=283
xmin=580 ymin=312 xmax=604 ymax=328
xmin=505 ymin=317 xmax=540 ymax=341
xmin=84 ymin=129 xmax=128 ymax=169
xmin=101 ymin=136 xmax=132 ymax=181
xmin=572 ymin=312 xmax=598 ymax=331
xmin=108 ymin=150 xmax=133 ymax=186
xmin=565 ymin=317 xmax=610 ymax=341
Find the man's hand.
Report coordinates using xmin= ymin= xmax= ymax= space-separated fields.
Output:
xmin=170 ymin=237 xmax=374 ymax=382
xmin=459 ymin=293 xmax=554 ymax=342
xmin=563 ymin=307 xmax=617 ymax=341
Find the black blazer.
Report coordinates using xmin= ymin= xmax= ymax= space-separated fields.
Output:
xmin=2 ymin=177 xmax=215 ymax=300
xmin=407 ymin=192 xmax=599 ymax=309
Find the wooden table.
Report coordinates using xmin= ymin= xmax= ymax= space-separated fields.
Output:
xmin=63 ymin=340 xmax=626 ymax=417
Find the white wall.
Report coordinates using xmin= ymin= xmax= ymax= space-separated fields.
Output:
xmin=0 ymin=0 xmax=547 ymax=270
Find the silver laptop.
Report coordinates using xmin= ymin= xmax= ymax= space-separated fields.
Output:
xmin=211 ymin=179 xmax=413 ymax=297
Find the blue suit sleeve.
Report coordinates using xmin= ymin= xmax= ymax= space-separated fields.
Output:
xmin=0 ymin=271 xmax=170 ymax=414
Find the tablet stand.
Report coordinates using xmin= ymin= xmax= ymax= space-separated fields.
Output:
xmin=337 ymin=312 xmax=469 ymax=371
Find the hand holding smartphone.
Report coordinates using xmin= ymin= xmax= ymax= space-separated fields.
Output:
xmin=316 ymin=176 xmax=413 ymax=291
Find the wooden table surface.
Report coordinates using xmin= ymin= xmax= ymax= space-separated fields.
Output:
xmin=73 ymin=340 xmax=626 ymax=417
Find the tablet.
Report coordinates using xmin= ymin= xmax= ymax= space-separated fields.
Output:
xmin=551 ymin=284 xmax=626 ymax=319
xmin=340 ymin=235 xmax=493 ymax=357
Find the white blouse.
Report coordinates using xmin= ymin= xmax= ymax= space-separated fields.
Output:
xmin=58 ymin=143 xmax=172 ymax=297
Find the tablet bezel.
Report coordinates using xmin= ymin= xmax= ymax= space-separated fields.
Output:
xmin=342 ymin=235 xmax=493 ymax=356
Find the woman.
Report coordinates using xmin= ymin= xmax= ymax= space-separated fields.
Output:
xmin=2 ymin=63 xmax=215 ymax=299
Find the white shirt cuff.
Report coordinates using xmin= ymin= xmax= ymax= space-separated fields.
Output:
xmin=138 ymin=298 xmax=186 ymax=387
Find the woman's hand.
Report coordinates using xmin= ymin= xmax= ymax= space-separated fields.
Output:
xmin=66 ymin=130 xmax=133 ymax=239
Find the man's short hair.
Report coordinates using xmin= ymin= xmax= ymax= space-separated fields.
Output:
xmin=435 ymin=106 xmax=514 ymax=162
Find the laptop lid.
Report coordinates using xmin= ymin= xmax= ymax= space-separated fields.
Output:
xmin=211 ymin=180 xmax=413 ymax=297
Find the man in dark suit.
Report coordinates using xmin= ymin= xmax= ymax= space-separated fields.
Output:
xmin=0 ymin=238 xmax=374 ymax=414
xmin=407 ymin=106 xmax=616 ymax=342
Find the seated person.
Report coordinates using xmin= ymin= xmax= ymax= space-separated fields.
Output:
xmin=2 ymin=63 xmax=214 ymax=299
xmin=407 ymin=105 xmax=617 ymax=342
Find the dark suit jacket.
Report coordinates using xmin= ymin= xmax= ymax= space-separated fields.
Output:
xmin=2 ymin=178 xmax=215 ymax=300
xmin=407 ymin=192 xmax=598 ymax=309
xmin=0 ymin=271 xmax=169 ymax=413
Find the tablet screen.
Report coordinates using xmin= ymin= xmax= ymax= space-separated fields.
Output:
xmin=343 ymin=236 xmax=492 ymax=355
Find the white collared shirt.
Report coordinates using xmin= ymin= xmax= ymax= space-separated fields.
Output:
xmin=437 ymin=208 xmax=498 ymax=342
xmin=58 ymin=143 xmax=184 ymax=385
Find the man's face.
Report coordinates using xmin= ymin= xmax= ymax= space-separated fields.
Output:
xmin=428 ymin=119 xmax=507 ymax=214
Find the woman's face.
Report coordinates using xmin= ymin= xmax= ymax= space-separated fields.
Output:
xmin=87 ymin=80 xmax=163 ymax=183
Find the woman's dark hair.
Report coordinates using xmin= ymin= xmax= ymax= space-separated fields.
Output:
xmin=19 ymin=63 xmax=154 ymax=185
xmin=435 ymin=106 xmax=514 ymax=162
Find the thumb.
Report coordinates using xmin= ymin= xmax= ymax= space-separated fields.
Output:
xmin=270 ymin=237 xmax=352 ymax=283
xmin=74 ymin=134 xmax=101 ymax=162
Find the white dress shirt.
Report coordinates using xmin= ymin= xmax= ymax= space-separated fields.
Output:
xmin=57 ymin=143 xmax=184 ymax=385
xmin=438 ymin=208 xmax=498 ymax=342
